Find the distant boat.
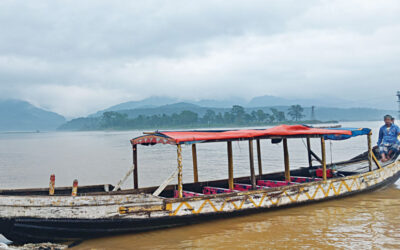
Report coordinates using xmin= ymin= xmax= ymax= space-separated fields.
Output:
xmin=0 ymin=125 xmax=398 ymax=243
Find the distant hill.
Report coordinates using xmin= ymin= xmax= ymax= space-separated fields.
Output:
xmin=0 ymin=99 xmax=65 ymax=131
xmin=91 ymin=96 xmax=248 ymax=117
xmin=59 ymin=100 xmax=397 ymax=131
xmin=91 ymin=96 xmax=179 ymax=116
xmin=97 ymin=101 xmax=396 ymax=122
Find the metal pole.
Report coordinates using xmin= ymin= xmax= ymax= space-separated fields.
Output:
xmin=133 ymin=144 xmax=138 ymax=189
xmin=249 ymin=139 xmax=256 ymax=189
xmin=283 ymin=138 xmax=290 ymax=182
xmin=227 ymin=141 xmax=234 ymax=190
xmin=192 ymin=144 xmax=199 ymax=183
xmin=321 ymin=137 xmax=327 ymax=181
xmin=306 ymin=137 xmax=313 ymax=168
xmin=256 ymin=139 xmax=263 ymax=177
xmin=177 ymin=144 xmax=183 ymax=198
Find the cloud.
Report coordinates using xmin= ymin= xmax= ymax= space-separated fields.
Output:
xmin=0 ymin=0 xmax=399 ymax=117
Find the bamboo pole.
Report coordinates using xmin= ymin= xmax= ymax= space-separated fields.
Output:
xmin=177 ymin=144 xmax=183 ymax=198
xmin=249 ymin=139 xmax=256 ymax=189
xmin=256 ymin=139 xmax=263 ymax=177
xmin=192 ymin=144 xmax=199 ymax=183
xmin=133 ymin=145 xmax=138 ymax=189
xmin=306 ymin=137 xmax=313 ymax=168
xmin=321 ymin=137 xmax=327 ymax=181
xmin=367 ymin=132 xmax=372 ymax=171
xmin=227 ymin=141 xmax=234 ymax=190
xmin=283 ymin=138 xmax=290 ymax=182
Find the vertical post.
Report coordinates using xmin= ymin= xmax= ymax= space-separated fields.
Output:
xmin=72 ymin=179 xmax=78 ymax=197
xmin=367 ymin=132 xmax=372 ymax=171
xmin=49 ymin=174 xmax=55 ymax=196
xmin=177 ymin=144 xmax=183 ymax=198
xmin=256 ymin=139 xmax=263 ymax=177
xmin=283 ymin=138 xmax=290 ymax=182
xmin=321 ymin=137 xmax=327 ymax=181
xmin=133 ymin=144 xmax=138 ymax=189
xmin=192 ymin=144 xmax=199 ymax=183
xmin=306 ymin=137 xmax=313 ymax=168
xmin=227 ymin=141 xmax=234 ymax=190
xmin=249 ymin=139 xmax=256 ymax=189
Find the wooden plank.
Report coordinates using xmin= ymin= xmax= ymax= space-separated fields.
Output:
xmin=367 ymin=133 xmax=372 ymax=171
xmin=306 ymin=137 xmax=313 ymax=168
xmin=310 ymin=149 xmax=322 ymax=164
xmin=192 ymin=144 xmax=199 ymax=183
xmin=249 ymin=139 xmax=256 ymax=189
xmin=133 ymin=145 xmax=138 ymax=189
xmin=177 ymin=145 xmax=183 ymax=198
xmin=321 ymin=137 xmax=327 ymax=181
xmin=227 ymin=141 xmax=234 ymax=190
xmin=283 ymin=138 xmax=290 ymax=182
xmin=256 ymin=139 xmax=263 ymax=177
xmin=371 ymin=152 xmax=382 ymax=169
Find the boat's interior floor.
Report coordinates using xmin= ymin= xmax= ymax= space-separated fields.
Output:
xmin=0 ymin=155 xmax=396 ymax=198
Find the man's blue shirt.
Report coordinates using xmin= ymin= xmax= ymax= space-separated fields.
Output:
xmin=377 ymin=124 xmax=400 ymax=145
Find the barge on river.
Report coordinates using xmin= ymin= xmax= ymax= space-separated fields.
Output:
xmin=0 ymin=125 xmax=399 ymax=243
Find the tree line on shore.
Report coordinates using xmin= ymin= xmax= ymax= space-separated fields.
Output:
xmin=59 ymin=104 xmax=331 ymax=130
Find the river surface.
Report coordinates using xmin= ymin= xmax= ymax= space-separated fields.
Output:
xmin=0 ymin=121 xmax=399 ymax=249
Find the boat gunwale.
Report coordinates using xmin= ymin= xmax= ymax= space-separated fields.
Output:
xmin=165 ymin=159 xmax=399 ymax=203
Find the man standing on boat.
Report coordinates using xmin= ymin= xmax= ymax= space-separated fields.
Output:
xmin=378 ymin=115 xmax=400 ymax=162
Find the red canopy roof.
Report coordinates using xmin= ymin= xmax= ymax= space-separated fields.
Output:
xmin=131 ymin=125 xmax=353 ymax=145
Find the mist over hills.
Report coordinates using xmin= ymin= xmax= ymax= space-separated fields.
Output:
xmin=59 ymin=95 xmax=397 ymax=131
xmin=1 ymin=94 xmax=397 ymax=132
xmin=92 ymin=95 xmax=397 ymax=117
xmin=0 ymin=99 xmax=65 ymax=131
xmin=96 ymin=101 xmax=395 ymax=121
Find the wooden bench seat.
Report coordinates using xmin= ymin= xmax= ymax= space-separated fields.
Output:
xmin=203 ymin=186 xmax=235 ymax=195
xmin=257 ymin=180 xmax=294 ymax=187
xmin=233 ymin=183 xmax=266 ymax=191
xmin=290 ymin=176 xmax=323 ymax=183
xmin=174 ymin=190 xmax=204 ymax=198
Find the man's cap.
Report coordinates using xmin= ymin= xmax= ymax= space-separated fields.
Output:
xmin=384 ymin=114 xmax=393 ymax=120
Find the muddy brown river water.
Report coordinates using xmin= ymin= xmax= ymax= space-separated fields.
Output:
xmin=0 ymin=121 xmax=399 ymax=249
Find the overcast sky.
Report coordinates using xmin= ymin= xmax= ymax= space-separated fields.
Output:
xmin=0 ymin=0 xmax=399 ymax=117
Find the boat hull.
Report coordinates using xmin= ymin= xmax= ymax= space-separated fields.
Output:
xmin=1 ymin=161 xmax=399 ymax=243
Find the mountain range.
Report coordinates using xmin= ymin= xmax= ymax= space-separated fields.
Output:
xmin=1 ymin=95 xmax=398 ymax=131
xmin=0 ymin=99 xmax=66 ymax=131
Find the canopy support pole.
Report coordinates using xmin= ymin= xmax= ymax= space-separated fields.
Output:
xmin=321 ymin=137 xmax=327 ymax=181
xmin=192 ymin=144 xmax=199 ymax=183
xmin=177 ymin=145 xmax=183 ymax=198
xmin=256 ymin=139 xmax=263 ymax=178
xmin=367 ymin=133 xmax=373 ymax=171
xmin=249 ymin=139 xmax=256 ymax=189
xmin=133 ymin=145 xmax=138 ymax=189
xmin=227 ymin=141 xmax=234 ymax=190
xmin=306 ymin=137 xmax=313 ymax=168
xmin=283 ymin=138 xmax=290 ymax=182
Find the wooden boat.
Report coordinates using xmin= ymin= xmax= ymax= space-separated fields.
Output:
xmin=0 ymin=125 xmax=399 ymax=243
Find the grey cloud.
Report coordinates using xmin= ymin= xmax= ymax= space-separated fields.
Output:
xmin=0 ymin=0 xmax=399 ymax=117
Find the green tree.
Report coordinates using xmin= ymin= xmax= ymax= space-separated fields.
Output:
xmin=178 ymin=111 xmax=198 ymax=124
xmin=255 ymin=109 xmax=267 ymax=122
xmin=270 ymin=108 xmax=286 ymax=122
xmin=101 ymin=111 xmax=128 ymax=128
xmin=231 ymin=105 xmax=246 ymax=124
xmin=287 ymin=105 xmax=305 ymax=121
xmin=202 ymin=110 xmax=216 ymax=125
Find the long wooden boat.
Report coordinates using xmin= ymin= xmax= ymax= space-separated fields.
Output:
xmin=0 ymin=125 xmax=399 ymax=243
